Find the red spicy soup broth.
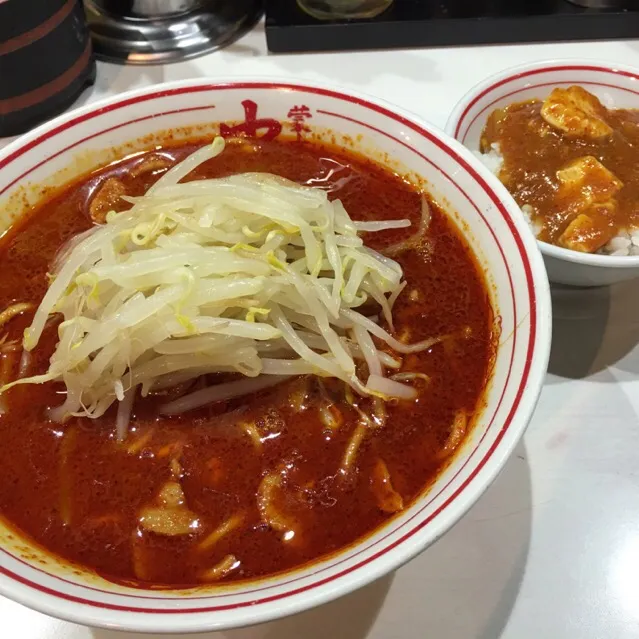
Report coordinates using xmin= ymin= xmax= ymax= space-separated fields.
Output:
xmin=0 ymin=136 xmax=494 ymax=587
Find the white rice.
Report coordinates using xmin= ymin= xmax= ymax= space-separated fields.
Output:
xmin=475 ymin=144 xmax=638 ymax=256
xmin=475 ymin=142 xmax=504 ymax=175
xmin=600 ymin=229 xmax=639 ymax=257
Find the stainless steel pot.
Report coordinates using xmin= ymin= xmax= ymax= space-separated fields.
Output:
xmin=84 ymin=0 xmax=263 ymax=65
xmin=97 ymin=0 xmax=205 ymax=18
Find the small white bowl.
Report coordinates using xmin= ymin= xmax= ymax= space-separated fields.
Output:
xmin=446 ymin=59 xmax=639 ymax=288
xmin=0 ymin=78 xmax=551 ymax=633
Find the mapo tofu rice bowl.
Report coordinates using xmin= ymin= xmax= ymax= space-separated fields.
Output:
xmin=0 ymin=79 xmax=550 ymax=632
xmin=447 ymin=60 xmax=639 ymax=287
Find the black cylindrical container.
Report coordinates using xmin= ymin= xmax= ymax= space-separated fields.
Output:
xmin=0 ymin=0 xmax=96 ymax=137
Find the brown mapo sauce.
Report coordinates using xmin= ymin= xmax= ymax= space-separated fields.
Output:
xmin=481 ymin=85 xmax=639 ymax=253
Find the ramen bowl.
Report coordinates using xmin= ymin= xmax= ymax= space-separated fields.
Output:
xmin=0 ymin=78 xmax=551 ymax=633
xmin=446 ymin=59 xmax=639 ymax=288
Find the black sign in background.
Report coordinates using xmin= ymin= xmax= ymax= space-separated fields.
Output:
xmin=266 ymin=0 xmax=639 ymax=53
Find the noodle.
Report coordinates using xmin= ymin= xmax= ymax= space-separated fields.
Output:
xmin=382 ymin=197 xmax=431 ymax=257
xmin=241 ymin=422 xmax=263 ymax=449
xmin=257 ymin=472 xmax=297 ymax=538
xmin=198 ymin=513 xmax=244 ymax=551
xmin=439 ymin=410 xmax=468 ymax=458
xmin=370 ymin=459 xmax=404 ymax=513
xmin=0 ymin=302 xmax=33 ymax=329
xmin=59 ymin=427 xmax=77 ymax=526
xmin=199 ymin=554 xmax=239 ymax=582
xmin=339 ymin=422 xmax=368 ymax=475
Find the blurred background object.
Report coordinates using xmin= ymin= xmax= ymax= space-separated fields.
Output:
xmin=84 ymin=0 xmax=263 ymax=64
xmin=0 ymin=0 xmax=95 ymax=137
xmin=296 ymin=0 xmax=393 ymax=19
xmin=565 ymin=0 xmax=636 ymax=6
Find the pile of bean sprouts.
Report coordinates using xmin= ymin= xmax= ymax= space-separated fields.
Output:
xmin=2 ymin=137 xmax=435 ymax=437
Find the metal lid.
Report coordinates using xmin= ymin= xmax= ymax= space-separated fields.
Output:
xmin=85 ymin=0 xmax=263 ymax=65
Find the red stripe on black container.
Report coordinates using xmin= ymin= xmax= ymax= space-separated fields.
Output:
xmin=0 ymin=0 xmax=76 ymax=55
xmin=0 ymin=0 xmax=94 ymax=135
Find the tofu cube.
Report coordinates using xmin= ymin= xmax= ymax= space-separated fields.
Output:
xmin=556 ymin=156 xmax=623 ymax=207
xmin=541 ymin=86 xmax=612 ymax=139
xmin=558 ymin=202 xmax=617 ymax=253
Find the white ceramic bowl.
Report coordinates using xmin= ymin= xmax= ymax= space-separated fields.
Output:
xmin=446 ymin=59 xmax=639 ymax=288
xmin=0 ymin=78 xmax=551 ymax=633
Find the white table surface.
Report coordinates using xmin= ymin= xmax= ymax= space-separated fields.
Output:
xmin=3 ymin=22 xmax=639 ymax=639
